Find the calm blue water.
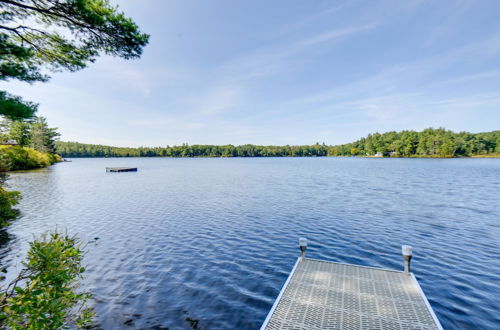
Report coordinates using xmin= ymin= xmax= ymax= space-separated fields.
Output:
xmin=1 ymin=158 xmax=499 ymax=329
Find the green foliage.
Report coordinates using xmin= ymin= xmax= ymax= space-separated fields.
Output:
xmin=0 ymin=0 xmax=149 ymax=120
xmin=327 ymin=128 xmax=500 ymax=157
xmin=0 ymin=181 xmax=20 ymax=227
xmin=0 ymin=4 xmax=140 ymax=324
xmin=0 ymin=153 xmax=19 ymax=227
xmin=1 ymin=116 xmax=60 ymax=151
xmin=55 ymin=141 xmax=330 ymax=158
xmin=0 ymin=232 xmax=94 ymax=329
xmin=0 ymin=145 xmax=61 ymax=170
xmin=7 ymin=120 xmax=30 ymax=146
xmin=0 ymin=116 xmax=61 ymax=227
xmin=55 ymin=129 xmax=500 ymax=158
xmin=0 ymin=0 xmax=149 ymax=79
xmin=0 ymin=33 xmax=48 ymax=83
xmin=0 ymin=91 xmax=38 ymax=120
xmin=28 ymin=117 xmax=60 ymax=153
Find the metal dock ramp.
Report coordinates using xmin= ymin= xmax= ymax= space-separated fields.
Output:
xmin=261 ymin=240 xmax=442 ymax=330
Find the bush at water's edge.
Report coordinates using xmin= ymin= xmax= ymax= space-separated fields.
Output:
xmin=0 ymin=146 xmax=62 ymax=171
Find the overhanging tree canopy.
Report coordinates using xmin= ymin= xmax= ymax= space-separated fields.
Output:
xmin=0 ymin=0 xmax=149 ymax=118
xmin=0 ymin=91 xmax=38 ymax=119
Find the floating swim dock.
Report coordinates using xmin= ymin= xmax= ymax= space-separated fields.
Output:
xmin=105 ymin=167 xmax=137 ymax=172
xmin=261 ymin=240 xmax=442 ymax=330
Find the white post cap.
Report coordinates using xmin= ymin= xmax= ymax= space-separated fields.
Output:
xmin=299 ymin=238 xmax=308 ymax=247
xmin=402 ymin=245 xmax=412 ymax=256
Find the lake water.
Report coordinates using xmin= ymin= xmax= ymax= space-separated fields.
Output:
xmin=1 ymin=158 xmax=499 ymax=329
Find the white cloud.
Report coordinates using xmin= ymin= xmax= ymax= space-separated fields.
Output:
xmin=298 ymin=23 xmax=378 ymax=46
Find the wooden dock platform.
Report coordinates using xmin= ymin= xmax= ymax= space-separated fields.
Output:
xmin=105 ymin=167 xmax=137 ymax=172
xmin=261 ymin=241 xmax=442 ymax=330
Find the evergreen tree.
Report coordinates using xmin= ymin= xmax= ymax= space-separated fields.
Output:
xmin=8 ymin=120 xmax=31 ymax=146
xmin=29 ymin=117 xmax=60 ymax=153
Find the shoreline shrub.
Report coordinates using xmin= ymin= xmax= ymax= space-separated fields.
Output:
xmin=0 ymin=232 xmax=94 ymax=329
xmin=0 ymin=146 xmax=61 ymax=171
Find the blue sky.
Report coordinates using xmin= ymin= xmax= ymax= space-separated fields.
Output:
xmin=2 ymin=0 xmax=500 ymax=147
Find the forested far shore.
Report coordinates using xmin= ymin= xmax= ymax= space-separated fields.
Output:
xmin=332 ymin=128 xmax=500 ymax=157
xmin=55 ymin=128 xmax=500 ymax=158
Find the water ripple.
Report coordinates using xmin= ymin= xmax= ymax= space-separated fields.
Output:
xmin=0 ymin=158 xmax=499 ymax=329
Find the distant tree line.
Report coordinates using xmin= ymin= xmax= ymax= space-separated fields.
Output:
xmin=55 ymin=142 xmax=329 ymax=157
xmin=56 ymin=128 xmax=500 ymax=158
xmin=328 ymin=128 xmax=500 ymax=157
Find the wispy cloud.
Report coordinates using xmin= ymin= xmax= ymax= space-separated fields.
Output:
xmin=190 ymin=21 xmax=381 ymax=118
xmin=430 ymin=69 xmax=500 ymax=86
xmin=299 ymin=23 xmax=378 ymax=46
xmin=267 ymin=2 xmax=353 ymax=39
xmin=286 ymin=30 xmax=500 ymax=110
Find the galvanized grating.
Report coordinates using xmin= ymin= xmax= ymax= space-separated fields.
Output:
xmin=262 ymin=258 xmax=442 ymax=330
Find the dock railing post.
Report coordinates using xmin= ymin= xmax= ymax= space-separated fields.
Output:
xmin=402 ymin=245 xmax=412 ymax=274
xmin=299 ymin=238 xmax=307 ymax=260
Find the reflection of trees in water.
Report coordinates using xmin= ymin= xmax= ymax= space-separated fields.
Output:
xmin=0 ymin=173 xmax=8 ymax=186
xmin=0 ymin=170 xmax=15 ymax=262
xmin=0 ymin=229 xmax=11 ymax=248
xmin=0 ymin=229 xmax=13 ymax=266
